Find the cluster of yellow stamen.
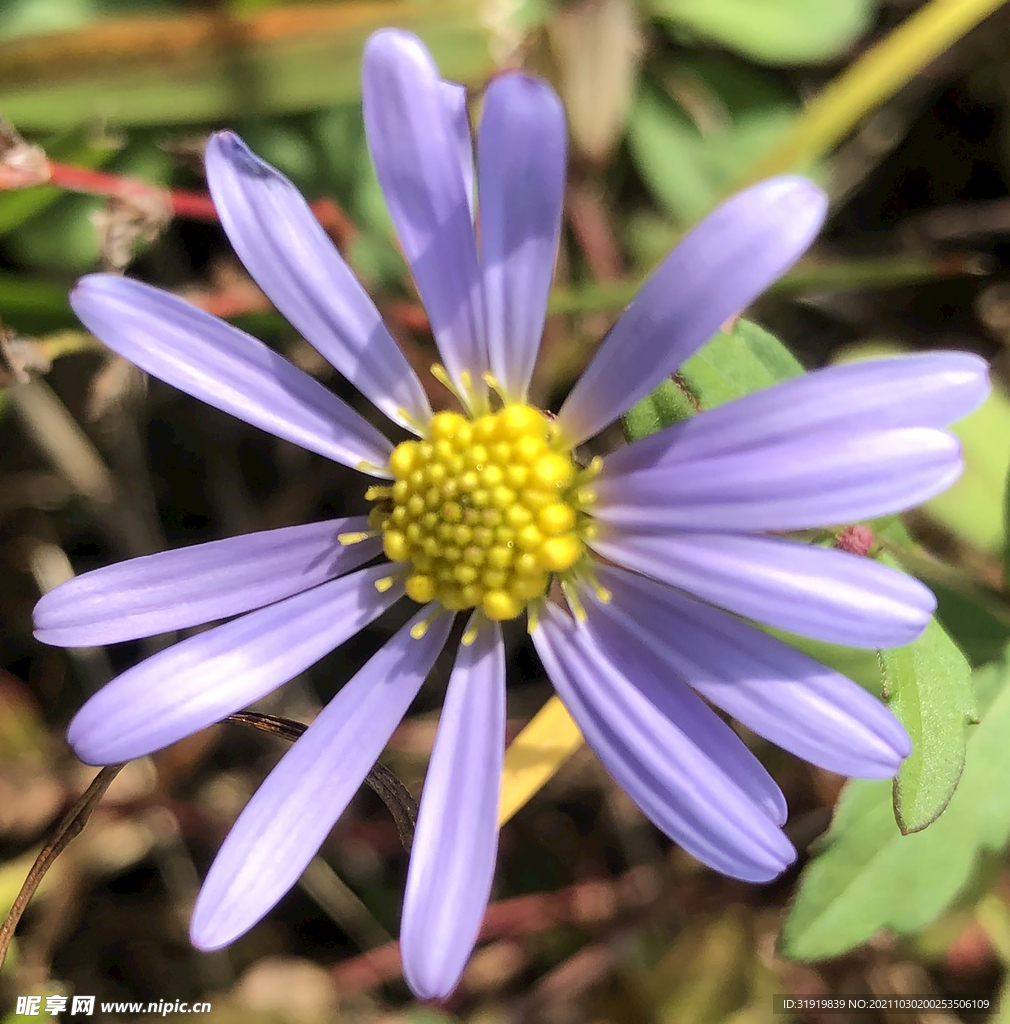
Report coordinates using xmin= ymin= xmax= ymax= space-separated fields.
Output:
xmin=365 ymin=404 xmax=596 ymax=622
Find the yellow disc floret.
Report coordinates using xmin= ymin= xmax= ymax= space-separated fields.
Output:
xmin=371 ymin=405 xmax=591 ymax=621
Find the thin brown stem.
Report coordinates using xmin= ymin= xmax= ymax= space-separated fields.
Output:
xmin=224 ymin=711 xmax=418 ymax=851
xmin=0 ymin=764 xmax=125 ymax=969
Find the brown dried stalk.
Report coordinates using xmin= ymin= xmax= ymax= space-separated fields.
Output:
xmin=0 ymin=764 xmax=125 ymax=969
xmin=225 ymin=711 xmax=418 ymax=851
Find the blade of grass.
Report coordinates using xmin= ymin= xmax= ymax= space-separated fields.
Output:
xmin=0 ymin=2 xmax=491 ymax=130
xmin=735 ymin=0 xmax=1009 ymax=187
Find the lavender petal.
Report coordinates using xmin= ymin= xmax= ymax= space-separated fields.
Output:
xmin=479 ymin=74 xmax=566 ymax=402
xmin=189 ymin=609 xmax=454 ymax=951
xmin=67 ymin=565 xmax=402 ymax=764
xmin=440 ymin=81 xmax=475 ymax=218
xmin=35 ymin=518 xmax=380 ymax=647
xmin=594 ymin=426 xmax=962 ymax=531
xmin=205 ymin=131 xmax=432 ymax=432
xmin=591 ymin=526 xmax=934 ymax=648
xmin=401 ymin=616 xmax=505 ymax=1000
xmin=578 ymin=590 xmax=788 ymax=825
xmin=603 ymin=351 xmax=990 ymax=478
xmin=593 ymin=564 xmax=912 ymax=777
xmin=555 ymin=176 xmax=827 ymax=445
xmin=362 ymin=30 xmax=486 ymax=392
xmin=533 ymin=602 xmax=795 ymax=881
xmin=71 ymin=276 xmax=394 ymax=475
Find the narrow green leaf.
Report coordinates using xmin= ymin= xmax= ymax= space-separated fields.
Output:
xmin=649 ymin=0 xmax=874 ymax=66
xmin=780 ymin=651 xmax=1010 ymax=962
xmin=1004 ymin=457 xmax=1010 ymax=590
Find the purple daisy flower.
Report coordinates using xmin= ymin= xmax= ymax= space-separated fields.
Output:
xmin=34 ymin=28 xmax=987 ymax=1001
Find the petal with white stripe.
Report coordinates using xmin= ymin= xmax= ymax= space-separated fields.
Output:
xmin=67 ymin=565 xmax=402 ymax=764
xmin=592 ymin=565 xmax=912 ymax=778
xmin=189 ymin=609 xmax=453 ymax=951
xmin=362 ymin=30 xmax=486 ymax=393
xmin=402 ymin=616 xmax=505 ymax=1000
xmin=35 ymin=518 xmax=379 ymax=646
xmin=591 ymin=526 xmax=934 ymax=648
xmin=479 ymin=74 xmax=566 ymax=402
xmin=205 ymin=131 xmax=431 ymax=432
xmin=533 ymin=602 xmax=795 ymax=881
xmin=556 ymin=176 xmax=827 ymax=446
xmin=71 ymin=275 xmax=393 ymax=475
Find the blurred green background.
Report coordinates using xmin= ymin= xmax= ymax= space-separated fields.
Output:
xmin=4 ymin=0 xmax=1010 ymax=1021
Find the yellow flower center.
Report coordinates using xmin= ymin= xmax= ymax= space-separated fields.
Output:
xmin=368 ymin=404 xmax=593 ymax=621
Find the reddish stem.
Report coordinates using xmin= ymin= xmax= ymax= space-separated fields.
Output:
xmin=44 ymin=160 xmax=356 ymax=244
xmin=47 ymin=161 xmax=218 ymax=221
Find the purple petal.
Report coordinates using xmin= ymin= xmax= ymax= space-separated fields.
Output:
xmin=593 ymin=564 xmax=911 ymax=777
xmin=71 ymin=275 xmax=394 ymax=476
xmin=533 ymin=602 xmax=795 ymax=881
xmin=591 ymin=526 xmax=934 ymax=648
xmin=362 ymin=30 xmax=486 ymax=393
xmin=555 ymin=177 xmax=827 ymax=446
xmin=578 ymin=592 xmax=788 ymax=825
xmin=67 ymin=565 xmax=402 ymax=764
xmin=189 ymin=608 xmax=454 ymax=951
xmin=594 ymin=426 xmax=962 ymax=531
xmin=204 ymin=131 xmax=432 ymax=433
xmin=35 ymin=518 xmax=380 ymax=647
xmin=479 ymin=74 xmax=566 ymax=402
xmin=401 ymin=616 xmax=505 ymax=1000
xmin=603 ymin=352 xmax=990 ymax=478
xmin=440 ymin=82 xmax=475 ymax=218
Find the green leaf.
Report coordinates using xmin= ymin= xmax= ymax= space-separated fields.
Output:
xmin=864 ymin=520 xmax=975 ymax=831
xmin=628 ymin=54 xmax=798 ymax=223
xmin=676 ymin=317 xmax=804 ymax=408
xmin=880 ymin=613 xmax=976 ymax=833
xmin=623 ymin=316 xmax=804 ymax=442
xmin=875 ymin=523 xmax=976 ymax=832
xmin=623 ymin=377 xmax=698 ymax=441
xmin=770 ymin=603 xmax=976 ymax=835
xmin=780 ymin=650 xmax=1010 ymax=961
xmin=649 ymin=0 xmax=874 ymax=66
